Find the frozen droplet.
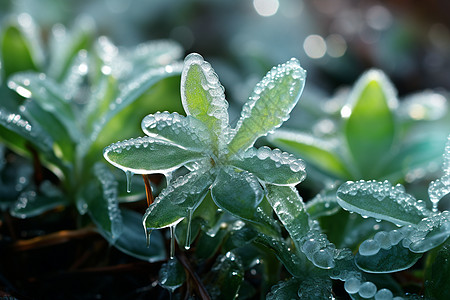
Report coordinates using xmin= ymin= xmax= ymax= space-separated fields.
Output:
xmin=312 ymin=248 xmax=335 ymax=269
xmin=358 ymin=282 xmax=377 ymax=298
xmin=184 ymin=208 xmax=193 ymax=250
xmin=374 ymin=231 xmax=391 ymax=250
xmin=344 ymin=277 xmax=361 ymax=294
xmin=125 ymin=170 xmax=133 ymax=193
xmin=145 ymin=228 xmax=152 ymax=247
xmin=375 ymin=288 xmax=393 ymax=300
xmin=170 ymin=225 xmax=176 ymax=259
xmin=359 ymin=239 xmax=381 ymax=256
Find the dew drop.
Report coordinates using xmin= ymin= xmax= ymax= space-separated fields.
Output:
xmin=312 ymin=248 xmax=335 ymax=269
xmin=375 ymin=288 xmax=394 ymax=300
xmin=344 ymin=277 xmax=361 ymax=294
xmin=358 ymin=282 xmax=377 ymax=298
xmin=359 ymin=239 xmax=381 ymax=256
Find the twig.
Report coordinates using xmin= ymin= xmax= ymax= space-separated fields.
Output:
xmin=142 ymin=174 xmax=154 ymax=207
xmin=176 ymin=250 xmax=211 ymax=300
xmin=10 ymin=227 xmax=98 ymax=251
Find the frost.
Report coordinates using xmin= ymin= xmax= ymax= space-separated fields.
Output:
xmin=337 ymin=180 xmax=432 ymax=225
xmin=428 ymin=135 xmax=450 ymax=211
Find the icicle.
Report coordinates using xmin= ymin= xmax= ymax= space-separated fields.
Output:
xmin=125 ymin=170 xmax=133 ymax=193
xmin=145 ymin=227 xmax=152 ymax=247
xmin=185 ymin=208 xmax=193 ymax=250
xmin=170 ymin=225 xmax=175 ymax=259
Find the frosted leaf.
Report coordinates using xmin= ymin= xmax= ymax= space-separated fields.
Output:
xmin=428 ymin=135 xmax=450 ymax=211
xmin=97 ymin=62 xmax=183 ymax=134
xmin=141 ymin=112 xmax=212 ymax=151
xmin=266 ymin=185 xmax=310 ymax=243
xmin=8 ymin=72 xmax=81 ymax=141
xmin=406 ymin=211 xmax=450 ymax=253
xmin=0 ymin=107 xmax=53 ymax=154
xmin=297 ymin=277 xmax=332 ymax=299
xmin=266 ymin=185 xmax=337 ymax=269
xmin=211 ymin=167 xmax=263 ymax=221
xmin=228 ymin=146 xmax=306 ymax=186
xmin=228 ymin=58 xmax=306 ymax=155
xmin=337 ymin=180 xmax=432 ymax=225
xmin=103 ymin=136 xmax=208 ymax=175
xmin=143 ymin=169 xmax=214 ymax=230
xmin=92 ymin=163 xmax=123 ymax=241
xmin=61 ymin=50 xmax=90 ymax=102
xmin=181 ymin=53 xmax=229 ymax=154
xmin=305 ymin=188 xmax=341 ymax=219
xmin=126 ymin=40 xmax=183 ymax=68
xmin=266 ymin=277 xmax=301 ymax=300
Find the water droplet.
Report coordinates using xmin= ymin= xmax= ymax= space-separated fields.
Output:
xmin=374 ymin=288 xmax=393 ymax=300
xmin=344 ymin=277 xmax=361 ymax=294
xmin=359 ymin=239 xmax=381 ymax=256
xmin=358 ymin=282 xmax=377 ymax=298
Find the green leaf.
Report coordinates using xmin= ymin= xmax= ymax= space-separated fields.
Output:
xmin=227 ymin=146 xmax=306 ymax=186
xmin=266 ymin=185 xmax=310 ymax=244
xmin=10 ymin=181 xmax=68 ymax=219
xmin=343 ymin=70 xmax=396 ymax=178
xmin=228 ymin=58 xmax=306 ymax=155
xmin=47 ymin=15 xmax=95 ymax=80
xmin=1 ymin=19 xmax=42 ymax=78
xmin=266 ymin=277 xmax=301 ymax=300
xmin=268 ymin=130 xmax=351 ymax=179
xmin=180 ymin=53 xmax=229 ymax=153
xmin=355 ymin=243 xmax=422 ymax=273
xmin=143 ymin=169 xmax=214 ymax=229
xmin=22 ymin=99 xmax=75 ymax=162
xmin=113 ymin=208 xmax=166 ymax=262
xmin=211 ymin=167 xmax=263 ymax=221
xmin=159 ymin=258 xmax=186 ymax=292
xmin=0 ymin=107 xmax=54 ymax=155
xmin=87 ymin=163 xmax=122 ymax=241
xmin=8 ymin=72 xmax=80 ymax=141
xmin=337 ymin=180 xmax=432 ymax=226
xmin=205 ymin=251 xmax=244 ymax=300
xmin=297 ymin=277 xmax=333 ymax=300
xmin=305 ymin=189 xmax=341 ymax=219
xmin=103 ymin=137 xmax=208 ymax=174
xmin=425 ymin=241 xmax=450 ymax=300
xmin=141 ymin=112 xmax=212 ymax=151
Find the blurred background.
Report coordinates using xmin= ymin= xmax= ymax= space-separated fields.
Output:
xmin=1 ymin=0 xmax=449 ymax=109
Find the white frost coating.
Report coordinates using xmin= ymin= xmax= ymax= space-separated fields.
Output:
xmin=141 ymin=111 xmax=211 ymax=150
xmin=428 ymin=136 xmax=450 ymax=211
xmin=0 ymin=108 xmax=53 ymax=151
xmin=180 ymin=53 xmax=229 ymax=151
xmin=231 ymin=58 xmax=306 ymax=149
xmin=103 ymin=136 xmax=197 ymax=174
xmin=241 ymin=146 xmax=306 ymax=173
xmin=94 ymin=164 xmax=123 ymax=240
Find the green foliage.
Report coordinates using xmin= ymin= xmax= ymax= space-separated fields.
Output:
xmin=0 ymin=14 xmax=183 ymax=261
xmin=269 ymin=70 xmax=450 ymax=184
xmin=1 ymin=13 xmax=449 ymax=299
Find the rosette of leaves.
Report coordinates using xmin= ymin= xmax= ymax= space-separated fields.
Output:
xmin=104 ymin=52 xmax=307 ymax=245
xmin=269 ymin=69 xmax=450 ymax=183
xmin=0 ymin=14 xmax=183 ymax=260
